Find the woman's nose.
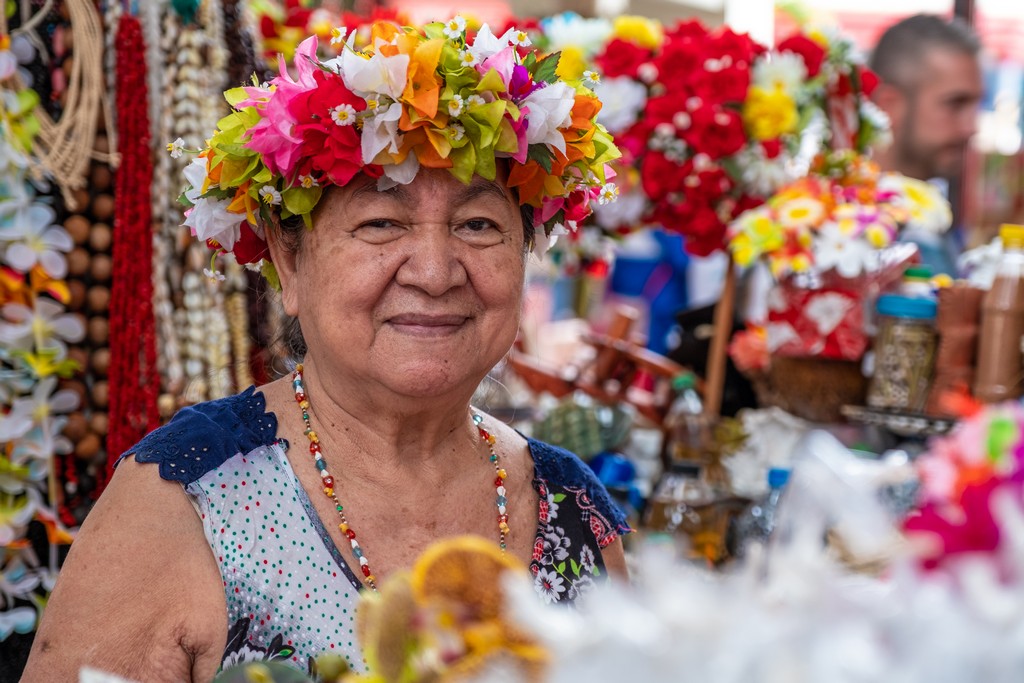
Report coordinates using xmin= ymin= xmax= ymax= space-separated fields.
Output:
xmin=393 ymin=226 xmax=468 ymax=296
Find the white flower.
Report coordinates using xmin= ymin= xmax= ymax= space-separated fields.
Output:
xmin=0 ymin=202 xmax=73 ymax=278
xmin=593 ymin=189 xmax=646 ymax=230
xmin=379 ymin=152 xmax=420 ymax=188
xmin=338 ymin=47 xmax=409 ymax=101
xmin=534 ymin=567 xmax=567 ymax=604
xmin=166 ymin=137 xmax=185 ymax=159
xmin=330 ymin=103 xmax=357 ymax=126
xmin=466 ymin=94 xmax=486 ymax=109
xmin=860 ymin=100 xmax=892 ymax=148
xmin=443 ymin=16 xmax=466 ymax=40
xmin=448 ymin=94 xmax=465 ymax=118
xmin=814 ymin=221 xmax=873 ymax=278
xmin=203 ymin=268 xmax=226 ymax=282
xmin=582 ymin=70 xmax=600 ymax=88
xmin=594 ymin=77 xmax=647 ymax=135
xmin=181 ymin=158 xmax=243 ymax=249
xmin=753 ymin=51 xmax=808 ymax=96
xmin=448 ymin=123 xmax=465 ymax=142
xmin=637 ymin=62 xmax=658 ymax=83
xmin=539 ymin=13 xmax=612 ymax=54
xmin=458 ymin=48 xmax=478 ymax=68
xmin=522 ymin=82 xmax=575 ymax=154
xmin=598 ymin=183 xmax=619 ymax=205
xmin=512 ymin=29 xmax=532 ymax=47
xmin=329 ymin=26 xmax=348 ymax=46
xmin=299 ymin=174 xmax=318 ymax=189
xmin=0 ymin=299 xmax=84 ymax=354
xmin=735 ymin=144 xmax=792 ymax=196
xmin=0 ymin=376 xmax=79 ymax=445
xmin=259 ymin=186 xmax=282 ymax=206
xmin=361 ymin=101 xmax=404 ymax=163
xmin=878 ymin=173 xmax=952 ymax=235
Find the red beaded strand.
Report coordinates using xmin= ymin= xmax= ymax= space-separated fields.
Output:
xmin=292 ymin=365 xmax=508 ymax=591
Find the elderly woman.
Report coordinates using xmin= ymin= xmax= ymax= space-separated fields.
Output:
xmin=23 ymin=19 xmax=627 ymax=683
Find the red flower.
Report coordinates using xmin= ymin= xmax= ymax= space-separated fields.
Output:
xmin=290 ymin=70 xmax=366 ymax=186
xmin=778 ymin=34 xmax=827 ymax=78
xmin=859 ymin=67 xmax=880 ymax=97
xmin=232 ymin=224 xmax=271 ymax=265
xmin=679 ymin=206 xmax=727 ymax=256
xmin=640 ymin=150 xmax=687 ymax=200
xmin=761 ymin=138 xmax=783 ymax=159
xmin=681 ymin=106 xmax=746 ymax=160
xmin=707 ymin=27 xmax=765 ymax=67
xmin=595 ymin=38 xmax=653 ymax=79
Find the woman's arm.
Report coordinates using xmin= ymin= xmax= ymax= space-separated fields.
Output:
xmin=600 ymin=537 xmax=629 ymax=580
xmin=21 ymin=458 xmax=227 ymax=683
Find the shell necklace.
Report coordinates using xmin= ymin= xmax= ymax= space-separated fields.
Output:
xmin=292 ymin=365 xmax=510 ymax=592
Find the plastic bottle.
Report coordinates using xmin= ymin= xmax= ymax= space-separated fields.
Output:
xmin=975 ymin=224 xmax=1024 ymax=403
xmin=642 ymin=460 xmax=720 ymax=561
xmin=664 ymin=372 xmax=710 ymax=465
xmin=732 ymin=468 xmax=790 ymax=557
xmin=900 ymin=265 xmax=935 ymax=300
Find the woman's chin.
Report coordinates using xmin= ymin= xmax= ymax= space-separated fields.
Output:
xmin=373 ymin=361 xmax=487 ymax=400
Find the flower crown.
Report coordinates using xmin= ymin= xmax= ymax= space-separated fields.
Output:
xmin=177 ymin=18 xmax=621 ymax=286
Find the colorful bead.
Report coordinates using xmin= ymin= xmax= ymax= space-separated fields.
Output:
xmin=291 ymin=370 xmax=508 ymax=595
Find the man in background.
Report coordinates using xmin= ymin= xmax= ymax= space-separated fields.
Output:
xmin=870 ymin=14 xmax=983 ymax=181
xmin=869 ymin=14 xmax=984 ymax=272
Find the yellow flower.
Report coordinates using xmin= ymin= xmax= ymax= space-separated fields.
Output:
xmin=729 ymin=210 xmax=784 ymax=266
xmin=612 ymin=16 xmax=663 ymax=49
xmin=743 ymin=85 xmax=799 ymax=141
xmin=776 ymin=197 xmax=825 ymax=229
xmin=555 ymin=45 xmax=586 ymax=81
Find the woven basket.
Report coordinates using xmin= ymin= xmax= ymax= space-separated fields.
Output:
xmin=749 ymin=356 xmax=869 ymax=423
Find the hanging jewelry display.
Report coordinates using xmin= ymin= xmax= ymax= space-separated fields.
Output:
xmin=107 ymin=12 xmax=160 ymax=465
xmin=28 ymin=0 xmax=116 ymax=207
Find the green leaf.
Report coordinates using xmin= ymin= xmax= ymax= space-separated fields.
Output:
xmin=593 ymin=566 xmax=601 ymax=577
xmin=556 ymin=561 xmax=566 ymax=574
xmin=261 ymin=261 xmax=282 ymax=291
xmin=282 ymin=186 xmax=323 ymax=217
xmin=570 ymin=559 xmax=581 ymax=577
xmin=527 ymin=145 xmax=555 ymax=174
xmin=532 ymin=52 xmax=561 ymax=84
xmin=988 ymin=416 xmax=1019 ymax=463
xmin=552 ymin=493 xmax=566 ymax=503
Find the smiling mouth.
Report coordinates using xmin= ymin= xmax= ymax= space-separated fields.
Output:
xmin=386 ymin=313 xmax=471 ymax=336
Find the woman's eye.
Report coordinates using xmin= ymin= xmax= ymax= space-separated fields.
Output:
xmin=362 ymin=219 xmax=396 ymax=229
xmin=461 ymin=219 xmax=499 ymax=233
xmin=354 ymin=219 xmax=404 ymax=243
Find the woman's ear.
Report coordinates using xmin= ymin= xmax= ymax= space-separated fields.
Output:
xmin=263 ymin=217 xmax=301 ymax=316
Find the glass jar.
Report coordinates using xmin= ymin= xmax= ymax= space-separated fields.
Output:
xmin=867 ymin=294 xmax=938 ymax=413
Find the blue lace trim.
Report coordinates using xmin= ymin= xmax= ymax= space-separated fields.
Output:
xmin=116 ymin=386 xmax=279 ymax=485
xmin=527 ymin=438 xmax=632 ymax=536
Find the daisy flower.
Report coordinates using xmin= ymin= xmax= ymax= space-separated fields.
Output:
xmin=458 ymin=49 xmax=478 ymax=68
xmin=466 ymin=94 xmax=486 ymax=109
xmin=776 ymin=197 xmax=825 ymax=230
xmin=448 ymin=123 xmax=465 ymax=142
xmin=203 ymin=268 xmax=226 ymax=282
xmin=259 ymin=186 xmax=282 ymax=206
xmin=330 ymin=103 xmax=357 ymax=126
xmin=299 ymin=174 xmax=318 ymax=189
xmin=329 ymin=26 xmax=348 ymax=46
xmin=443 ymin=16 xmax=466 ymax=40
xmin=448 ymin=94 xmax=465 ymax=118
xmin=582 ymin=70 xmax=600 ymax=88
xmin=166 ymin=137 xmax=185 ymax=159
xmin=512 ymin=30 xmax=532 ymax=47
xmin=597 ymin=182 xmax=619 ymax=205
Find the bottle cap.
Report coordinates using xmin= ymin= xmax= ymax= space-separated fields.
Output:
xmin=672 ymin=372 xmax=697 ymax=392
xmin=904 ymin=265 xmax=932 ymax=281
xmin=767 ymin=467 xmax=790 ymax=488
xmin=877 ymin=294 xmax=937 ymax=321
xmin=1000 ymin=224 xmax=1024 ymax=248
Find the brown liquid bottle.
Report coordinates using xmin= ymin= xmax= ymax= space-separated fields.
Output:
xmin=975 ymin=224 xmax=1024 ymax=403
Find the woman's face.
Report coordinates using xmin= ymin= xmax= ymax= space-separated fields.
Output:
xmin=276 ymin=168 xmax=527 ymax=400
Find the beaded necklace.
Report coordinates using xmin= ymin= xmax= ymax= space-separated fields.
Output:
xmin=292 ymin=365 xmax=510 ymax=592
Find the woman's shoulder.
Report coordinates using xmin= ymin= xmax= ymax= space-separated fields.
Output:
xmin=119 ymin=385 xmax=281 ymax=485
xmin=526 ymin=437 xmax=632 ymax=541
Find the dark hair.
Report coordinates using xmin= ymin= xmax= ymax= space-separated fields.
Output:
xmin=869 ymin=14 xmax=980 ymax=91
xmin=272 ymin=186 xmax=537 ymax=359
